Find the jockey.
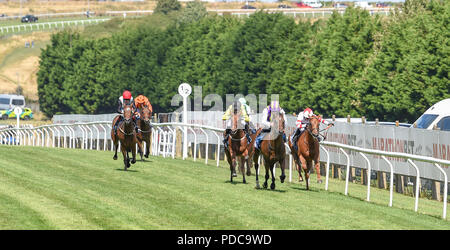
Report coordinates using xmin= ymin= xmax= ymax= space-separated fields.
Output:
xmin=291 ymin=107 xmax=333 ymax=150
xmin=115 ymin=90 xmax=138 ymax=135
xmin=254 ymin=101 xmax=287 ymax=151
xmin=117 ymin=90 xmax=135 ymax=114
xmin=222 ymin=100 xmax=252 ymax=147
xmin=238 ymin=97 xmax=256 ymax=134
xmin=134 ymin=93 xmax=153 ymax=120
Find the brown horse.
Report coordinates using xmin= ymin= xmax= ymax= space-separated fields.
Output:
xmin=288 ymin=115 xmax=322 ymax=190
xmin=224 ymin=109 xmax=257 ymax=184
xmin=111 ymin=104 xmax=138 ymax=171
xmin=253 ymin=112 xmax=287 ymax=190
xmin=136 ymin=105 xmax=152 ymax=160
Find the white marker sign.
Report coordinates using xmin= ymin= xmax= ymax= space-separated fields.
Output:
xmin=14 ymin=107 xmax=22 ymax=129
xmin=178 ymin=83 xmax=192 ymax=98
xmin=178 ymin=83 xmax=191 ymax=160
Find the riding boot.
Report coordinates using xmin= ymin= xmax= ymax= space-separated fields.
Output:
xmin=254 ymin=133 xmax=263 ymax=151
xmin=133 ymin=117 xmax=139 ymax=134
xmin=223 ymin=129 xmax=231 ymax=147
xmin=292 ymin=128 xmax=301 ymax=151
xmin=114 ymin=116 xmax=123 ymax=136
xmin=244 ymin=124 xmax=252 ymax=144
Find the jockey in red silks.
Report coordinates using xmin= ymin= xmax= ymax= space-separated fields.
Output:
xmin=114 ymin=90 xmax=138 ymax=135
xmin=291 ymin=107 xmax=333 ymax=150
xmin=118 ymin=90 xmax=135 ymax=114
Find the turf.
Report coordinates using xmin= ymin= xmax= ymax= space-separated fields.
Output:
xmin=0 ymin=146 xmax=449 ymax=229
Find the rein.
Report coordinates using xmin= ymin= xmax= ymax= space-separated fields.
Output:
xmin=139 ymin=120 xmax=152 ymax=133
xmin=230 ymin=134 xmax=246 ymax=141
xmin=306 ymin=120 xmax=331 ymax=142
xmin=118 ymin=123 xmax=134 ymax=136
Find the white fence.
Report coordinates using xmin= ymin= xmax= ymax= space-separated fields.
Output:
xmin=0 ymin=12 xmax=95 ymax=21
xmin=1 ymin=119 xmax=449 ymax=219
xmin=0 ymin=18 xmax=110 ymax=34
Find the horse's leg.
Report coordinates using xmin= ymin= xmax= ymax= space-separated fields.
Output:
xmin=231 ymin=152 xmax=237 ymax=178
xmin=113 ymin=137 xmax=118 ymax=160
xmin=297 ymin=162 xmax=303 ymax=182
xmin=121 ymin=146 xmax=128 ymax=171
xmin=279 ymin=157 xmax=286 ymax=184
xmin=299 ymin=155 xmax=308 ymax=189
xmin=245 ymin=154 xmax=252 ymax=176
xmin=229 ymin=150 xmax=237 ymax=183
xmin=239 ymin=156 xmax=246 ymax=184
xmin=225 ymin=145 xmax=234 ymax=182
xmin=305 ymin=160 xmax=313 ymax=190
xmin=270 ymin=163 xmax=276 ymax=190
xmin=131 ymin=141 xmax=137 ymax=165
xmin=137 ymin=137 xmax=143 ymax=161
xmin=314 ymin=155 xmax=322 ymax=184
xmin=144 ymin=137 xmax=150 ymax=158
xmin=263 ymin=158 xmax=269 ymax=189
xmin=253 ymin=151 xmax=260 ymax=189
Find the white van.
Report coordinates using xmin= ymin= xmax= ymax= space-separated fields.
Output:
xmin=412 ymin=98 xmax=450 ymax=131
xmin=303 ymin=0 xmax=323 ymax=8
xmin=0 ymin=94 xmax=26 ymax=110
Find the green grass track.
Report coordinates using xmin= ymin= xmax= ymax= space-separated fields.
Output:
xmin=0 ymin=146 xmax=449 ymax=229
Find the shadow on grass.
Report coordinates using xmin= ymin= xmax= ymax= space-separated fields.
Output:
xmin=224 ymin=180 xmax=248 ymax=185
xmin=115 ymin=168 xmax=139 ymax=172
xmin=289 ymin=186 xmax=320 ymax=193
xmin=255 ymin=187 xmax=287 ymax=193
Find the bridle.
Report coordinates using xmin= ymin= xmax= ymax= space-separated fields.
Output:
xmin=138 ymin=107 xmax=152 ymax=134
xmin=306 ymin=115 xmax=330 ymax=141
xmin=119 ymin=106 xmax=135 ymax=136
xmin=306 ymin=116 xmax=321 ymax=141
xmin=230 ymin=110 xmax=245 ymax=139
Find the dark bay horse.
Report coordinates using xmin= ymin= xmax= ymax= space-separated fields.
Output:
xmin=136 ymin=105 xmax=152 ymax=160
xmin=224 ymin=109 xmax=257 ymax=184
xmin=111 ymin=104 xmax=138 ymax=171
xmin=288 ymin=115 xmax=322 ymax=190
xmin=253 ymin=112 xmax=286 ymax=190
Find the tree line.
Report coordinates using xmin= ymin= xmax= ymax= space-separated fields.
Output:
xmin=37 ymin=0 xmax=449 ymax=122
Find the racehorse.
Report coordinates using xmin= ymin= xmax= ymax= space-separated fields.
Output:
xmin=136 ymin=105 xmax=152 ymax=160
xmin=288 ymin=115 xmax=323 ymax=190
xmin=253 ymin=112 xmax=286 ymax=190
xmin=224 ymin=107 xmax=256 ymax=184
xmin=111 ymin=103 xmax=138 ymax=171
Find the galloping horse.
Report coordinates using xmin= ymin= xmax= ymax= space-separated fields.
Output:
xmin=253 ymin=112 xmax=287 ymax=190
xmin=136 ymin=105 xmax=152 ymax=160
xmin=288 ymin=115 xmax=322 ymax=190
xmin=111 ymin=103 xmax=138 ymax=171
xmin=224 ymin=107 xmax=256 ymax=184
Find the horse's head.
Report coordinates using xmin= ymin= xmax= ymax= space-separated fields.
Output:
xmin=279 ymin=113 xmax=285 ymax=133
xmin=270 ymin=111 xmax=285 ymax=135
xmin=307 ymin=115 xmax=321 ymax=139
xmin=140 ymin=105 xmax=152 ymax=123
xmin=231 ymin=101 xmax=243 ymax=132
xmin=123 ymin=104 xmax=134 ymax=126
